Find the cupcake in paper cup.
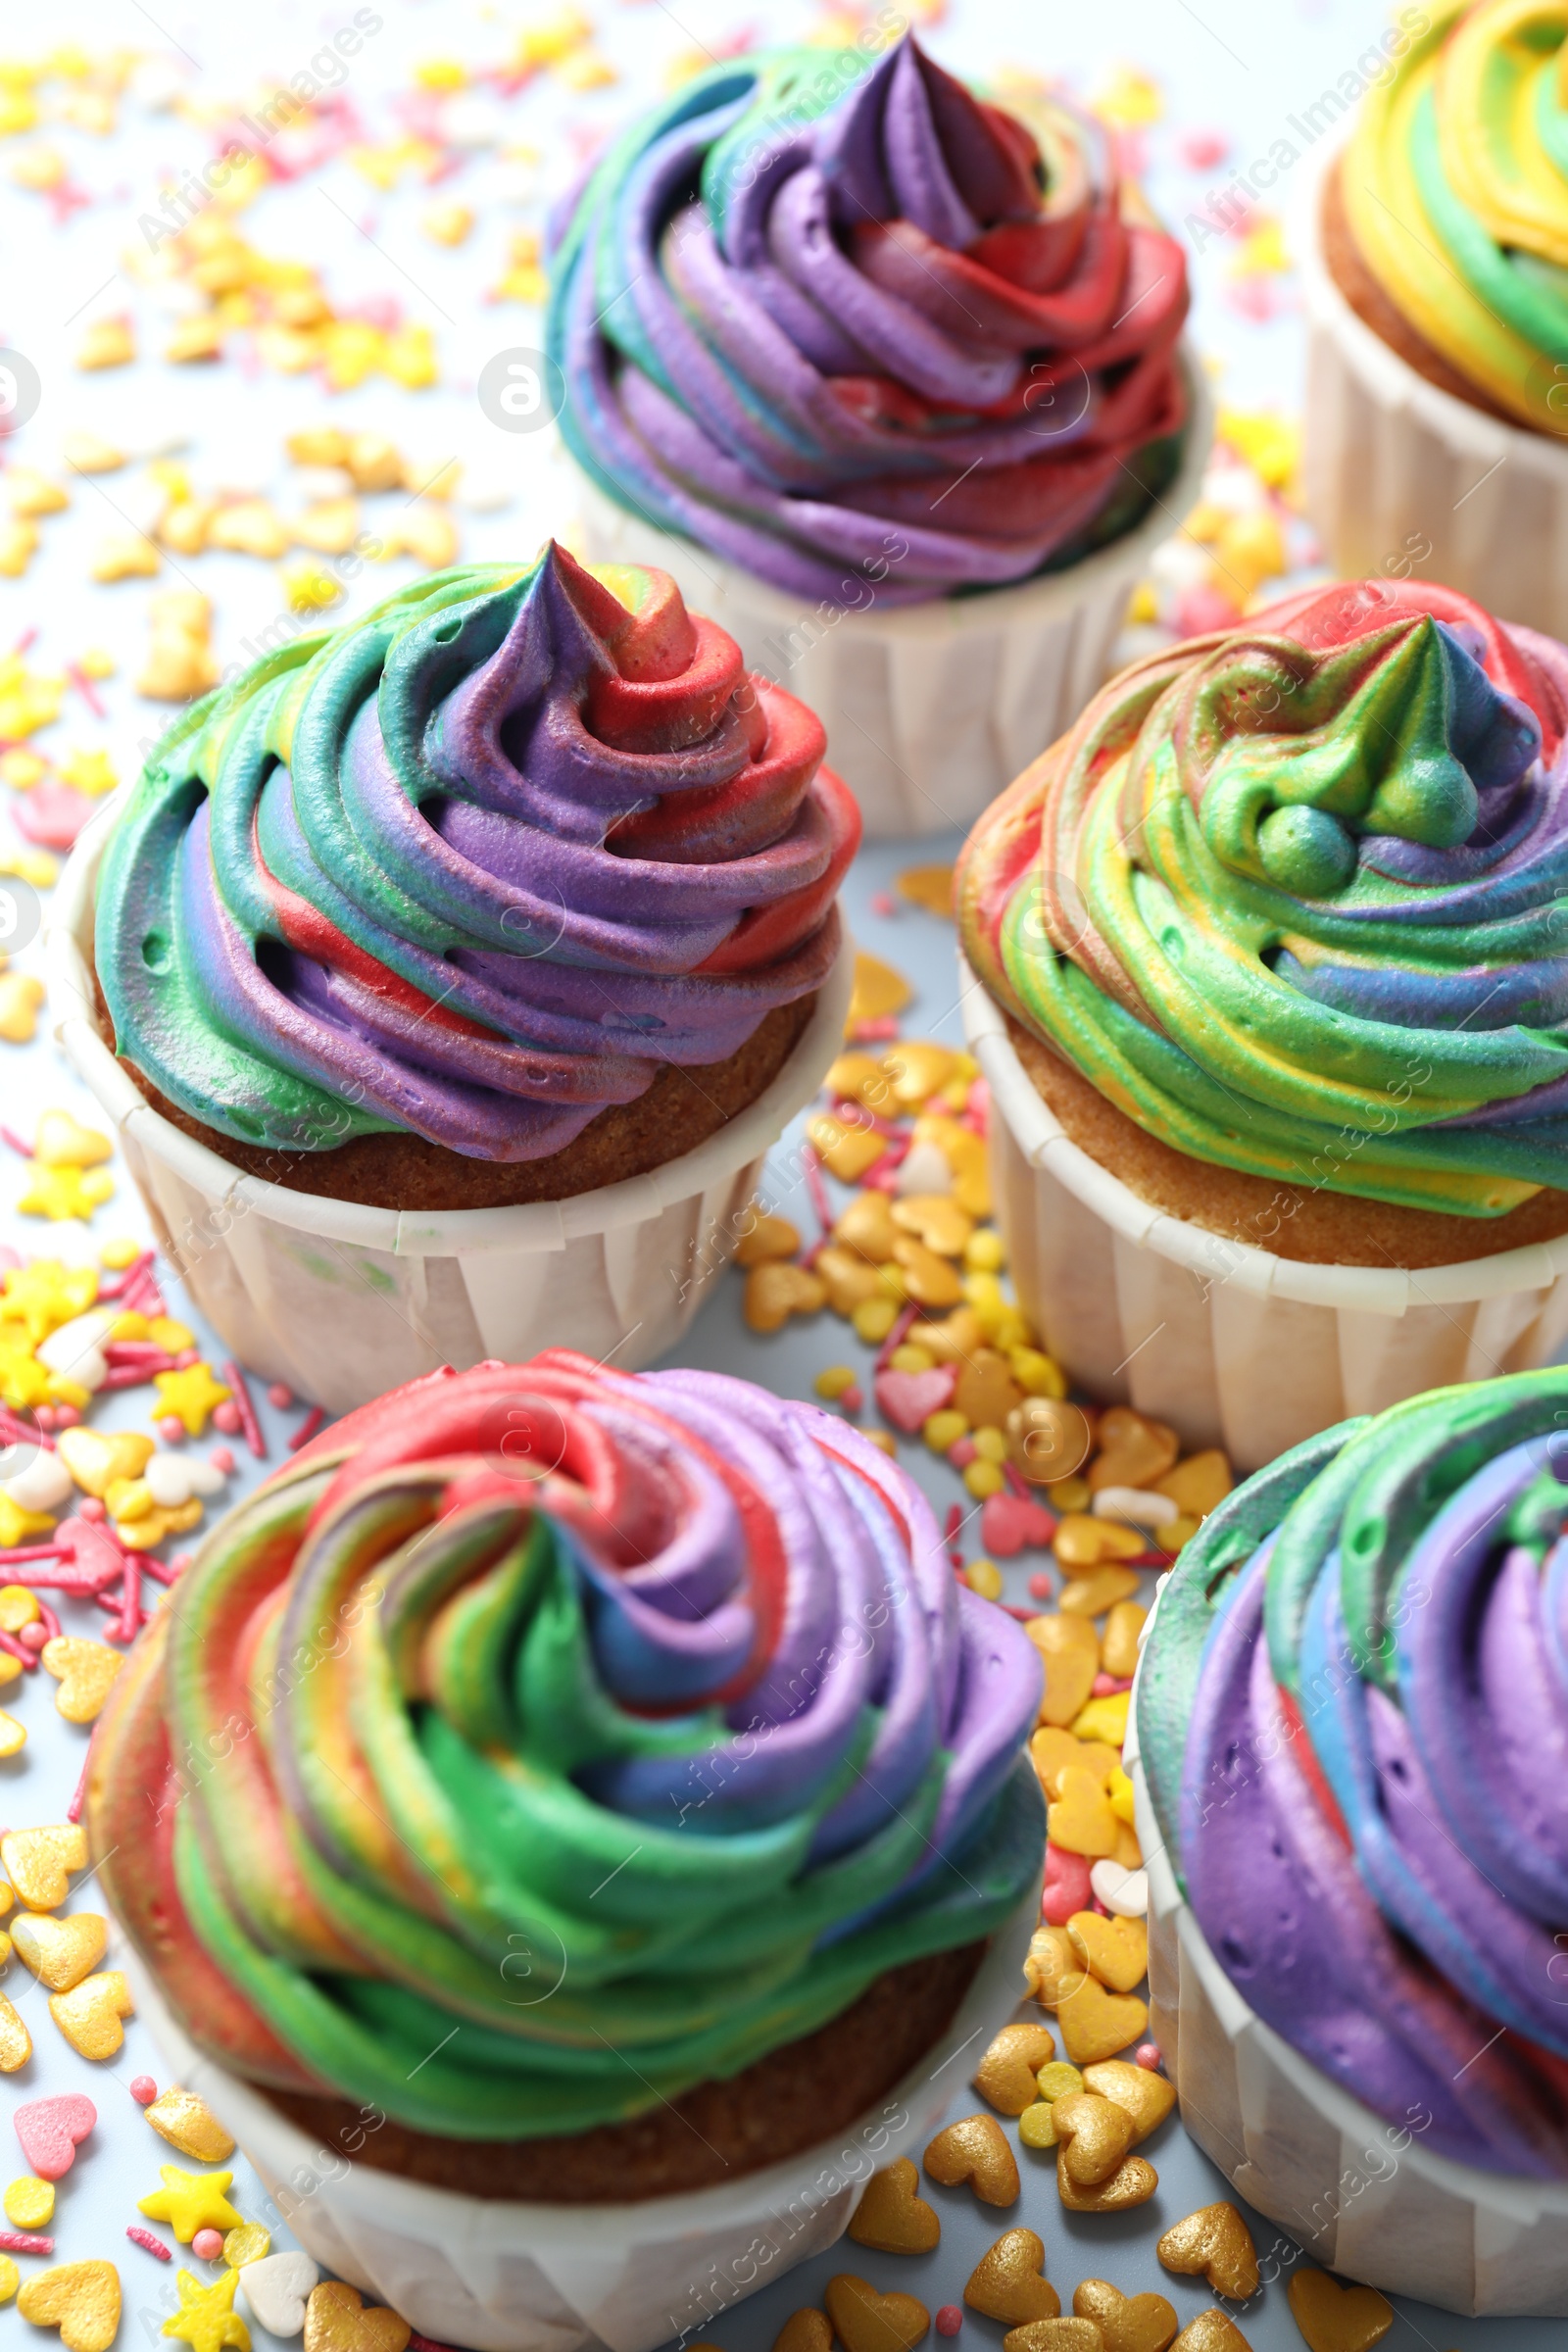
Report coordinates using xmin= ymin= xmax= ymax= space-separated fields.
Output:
xmin=1128 ymin=1367 xmax=1568 ymax=2316
xmin=88 ymin=1351 xmax=1045 ymax=2352
xmin=1303 ymin=0 xmax=1568 ymax=638
xmin=47 ymin=545 xmax=857 ymax=1411
xmin=957 ymin=575 xmax=1568 ymax=1471
xmin=546 ymin=31 xmax=1209 ymax=835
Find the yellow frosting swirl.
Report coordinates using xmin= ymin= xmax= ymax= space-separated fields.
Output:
xmin=1346 ymin=0 xmax=1568 ymax=430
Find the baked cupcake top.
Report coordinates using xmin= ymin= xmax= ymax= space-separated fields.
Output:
xmin=97 ymin=546 xmax=857 ymax=1161
xmin=1138 ymin=1368 xmax=1568 ymax=2177
xmin=1344 ymin=0 xmax=1568 ymax=433
xmin=958 ymin=577 xmax=1568 ymax=1217
xmin=87 ymin=1353 xmax=1043 ymax=2138
xmin=546 ymin=33 xmax=1189 ymax=605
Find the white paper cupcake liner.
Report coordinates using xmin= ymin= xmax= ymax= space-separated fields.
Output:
xmin=960 ymin=960 xmax=1568 ymax=1472
xmin=564 ymin=362 xmax=1213 ymax=840
xmin=1300 ymin=149 xmax=1568 ymax=639
xmin=122 ymin=1887 xmax=1038 ymax=2352
xmin=45 ymin=802 xmax=853 ymax=1415
xmin=1122 ymin=1629 xmax=1568 ymax=2319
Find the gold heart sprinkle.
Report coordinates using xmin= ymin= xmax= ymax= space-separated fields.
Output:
xmin=1067 ymin=1912 xmax=1149 ymax=1995
xmin=1056 ymin=2148 xmax=1158 ymax=2212
xmin=145 ymin=2088 xmax=236 ymax=2165
xmin=847 ymin=2159 xmax=940 ymax=2255
xmin=1049 ymin=2092 xmax=1136 ymax=2186
xmin=1 ymin=1825 xmax=85 ymax=1911
xmin=1286 ymin=2270 xmax=1394 ymax=2352
xmin=56 ymin=1429 xmax=153 ymax=1500
xmin=302 ymin=2284 xmax=411 ymax=2352
xmin=822 ymin=2274 xmax=929 ymax=2352
xmin=1055 ymin=1974 xmax=1149 ymax=2067
xmin=1000 ymin=2323 xmax=1106 ymax=2352
xmin=48 ymin=1970 xmax=134 ymax=2061
xmin=771 ymin=2313 xmax=831 ymax=2352
xmin=973 ymin=2023 xmax=1058 ymax=2116
xmin=1171 ymin=2316 xmax=1252 ymax=2352
xmin=40 ymin=1639 xmax=123 ymax=1725
xmin=962 ymin=2230 xmax=1059 ymax=2325
xmin=1156 ymin=2206 xmax=1259 ymax=2301
xmin=1081 ymin=2059 xmax=1177 ymax=2143
xmin=18 ymin=2262 xmax=122 ymax=2352
xmin=923 ymin=2113 xmax=1019 ymax=2207
xmin=1072 ymin=2279 xmax=1179 ymax=2352
xmin=1024 ymin=1926 xmax=1087 ymax=2010
xmin=0 ymin=1990 xmax=31 ymax=2071
xmin=11 ymin=1913 xmax=106 ymax=1992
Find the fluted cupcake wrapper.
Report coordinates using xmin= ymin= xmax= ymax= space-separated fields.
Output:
xmin=565 ymin=363 xmax=1212 ymax=840
xmin=47 ymin=803 xmax=852 ymax=1413
xmin=123 ymin=1890 xmax=1037 ymax=2352
xmin=960 ymin=957 xmax=1568 ymax=1472
xmin=1301 ymin=144 xmax=1568 ymax=644
xmin=1123 ymin=1628 xmax=1568 ymax=2319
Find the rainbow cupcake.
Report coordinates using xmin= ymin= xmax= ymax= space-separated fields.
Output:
xmin=51 ymin=547 xmax=855 ymax=1406
xmin=547 ymin=32 xmax=1208 ymax=831
xmin=1304 ymin=0 xmax=1568 ymax=635
xmin=958 ymin=576 xmax=1568 ymax=1467
xmin=90 ymin=1352 xmax=1044 ymax=2350
xmin=1131 ymin=1366 xmax=1568 ymax=2315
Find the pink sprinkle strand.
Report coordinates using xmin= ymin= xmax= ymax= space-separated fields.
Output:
xmin=288 ymin=1404 xmax=325 ymax=1453
xmin=222 ymin=1361 xmax=267 ymax=1459
xmin=0 ymin=2232 xmax=54 ymax=2255
xmin=67 ymin=1749 xmax=90 ymax=1827
xmin=126 ymin=2227 xmax=171 ymax=2261
xmin=801 ymin=1143 xmax=833 ymax=1240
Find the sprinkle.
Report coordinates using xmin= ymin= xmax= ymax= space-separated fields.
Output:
xmin=65 ymin=1751 xmax=89 ymax=1827
xmin=220 ymin=1363 xmax=266 ymax=1458
xmin=138 ymin=2168 xmax=242 ymax=2245
xmin=0 ymin=2231 xmax=52 ymax=2255
xmin=800 ymin=1143 xmax=834 ymax=1239
xmin=287 ymin=1404 xmax=324 ymax=1452
xmin=264 ymin=1383 xmax=292 ymax=1410
xmin=189 ymin=2230 xmax=223 ymax=2263
xmin=935 ymin=2312 xmax=962 ymax=2339
xmin=129 ymin=2079 xmax=157 ymax=2106
xmin=126 ymin=2230 xmax=172 ymax=2262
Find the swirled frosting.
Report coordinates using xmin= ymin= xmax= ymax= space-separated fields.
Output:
xmin=958 ymin=577 xmax=1568 ymax=1216
xmin=546 ymin=34 xmax=1190 ymax=605
xmin=1345 ymin=0 xmax=1568 ymax=432
xmin=88 ymin=1353 xmax=1043 ymax=2138
xmin=1138 ymin=1370 xmax=1568 ymax=2177
xmin=97 ymin=545 xmax=857 ymax=1158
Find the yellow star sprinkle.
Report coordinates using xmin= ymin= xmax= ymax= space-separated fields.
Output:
xmin=138 ymin=2168 xmax=244 ymax=2246
xmin=16 ymin=1163 xmax=115 ymax=1222
xmin=152 ymin=1362 xmax=231 ymax=1438
xmin=162 ymin=2270 xmax=250 ymax=2352
xmin=2 ymin=1260 xmax=98 ymax=1344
